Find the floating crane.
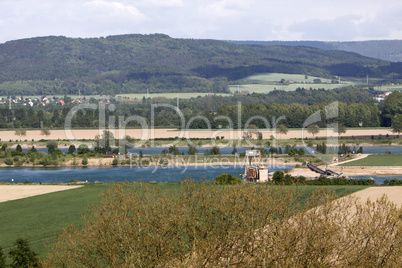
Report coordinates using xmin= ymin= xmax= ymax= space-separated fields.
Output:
xmin=242 ymin=150 xmax=269 ymax=182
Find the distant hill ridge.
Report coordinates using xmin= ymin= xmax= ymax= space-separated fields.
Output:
xmin=0 ymin=34 xmax=399 ymax=96
xmin=228 ymin=40 xmax=402 ymax=62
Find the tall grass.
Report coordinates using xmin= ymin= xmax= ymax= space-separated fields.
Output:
xmin=42 ymin=182 xmax=400 ymax=267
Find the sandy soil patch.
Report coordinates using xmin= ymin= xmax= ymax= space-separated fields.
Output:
xmin=0 ymin=128 xmax=395 ymax=141
xmin=289 ymin=165 xmax=402 ymax=177
xmin=64 ymin=158 xmax=115 ymax=167
xmin=287 ymin=168 xmax=319 ymax=178
xmin=0 ymin=185 xmax=82 ymax=203
xmin=351 ymin=186 xmax=402 ymax=207
xmin=330 ymin=166 xmax=402 ymax=176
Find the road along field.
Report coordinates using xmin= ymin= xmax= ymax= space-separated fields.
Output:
xmin=0 ymin=128 xmax=395 ymax=141
xmin=350 ymin=186 xmax=402 ymax=206
xmin=0 ymin=185 xmax=82 ymax=203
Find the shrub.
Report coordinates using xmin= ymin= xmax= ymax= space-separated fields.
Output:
xmin=272 ymin=171 xmax=284 ymax=183
xmin=82 ymin=156 xmax=88 ymax=166
xmin=383 ymin=178 xmax=402 ymax=185
xmin=68 ymin=145 xmax=76 ymax=154
xmin=77 ymin=144 xmax=90 ymax=155
xmin=214 ymin=173 xmax=241 ymax=185
xmin=39 ymin=156 xmax=53 ymax=166
xmin=9 ymin=238 xmax=39 ymax=268
xmin=43 ymin=183 xmax=402 ymax=267
xmin=4 ymin=157 xmax=13 ymax=165
xmin=43 ymin=182 xmax=299 ymax=267
xmin=112 ymin=158 xmax=118 ymax=166
xmin=0 ymin=246 xmax=6 ymax=268
xmin=46 ymin=141 xmax=58 ymax=154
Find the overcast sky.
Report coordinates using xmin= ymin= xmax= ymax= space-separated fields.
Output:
xmin=1 ymin=0 xmax=402 ymax=44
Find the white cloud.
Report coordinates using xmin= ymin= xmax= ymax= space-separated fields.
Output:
xmin=289 ymin=15 xmax=361 ymax=41
xmin=199 ymin=0 xmax=252 ymax=20
xmin=84 ymin=0 xmax=146 ymax=22
xmin=141 ymin=0 xmax=184 ymax=8
xmin=358 ymin=5 xmax=402 ymax=39
xmin=0 ymin=0 xmax=402 ymax=43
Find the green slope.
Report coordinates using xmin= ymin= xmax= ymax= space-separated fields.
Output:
xmin=0 ymin=34 xmax=390 ymax=96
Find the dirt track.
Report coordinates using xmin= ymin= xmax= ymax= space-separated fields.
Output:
xmin=0 ymin=128 xmax=395 ymax=141
xmin=0 ymin=185 xmax=82 ymax=203
xmin=351 ymin=186 xmax=402 ymax=206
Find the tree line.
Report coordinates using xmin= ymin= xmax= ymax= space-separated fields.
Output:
xmin=1 ymin=91 xmax=401 ymax=131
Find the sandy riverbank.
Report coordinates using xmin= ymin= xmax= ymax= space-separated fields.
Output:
xmin=0 ymin=185 xmax=83 ymax=203
xmin=288 ymin=153 xmax=402 ymax=178
xmin=288 ymin=166 xmax=402 ymax=178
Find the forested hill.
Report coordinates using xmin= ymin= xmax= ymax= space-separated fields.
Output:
xmin=0 ymin=34 xmax=394 ymax=96
xmin=229 ymin=40 xmax=402 ymax=62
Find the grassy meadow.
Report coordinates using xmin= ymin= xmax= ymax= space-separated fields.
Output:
xmin=0 ymin=183 xmax=367 ymax=261
xmin=229 ymin=73 xmax=356 ymax=94
xmin=229 ymin=83 xmax=347 ymax=94
xmin=240 ymin=73 xmax=333 ymax=83
xmin=340 ymin=154 xmax=402 ymax=166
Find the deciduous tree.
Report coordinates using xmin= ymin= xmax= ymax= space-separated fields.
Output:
xmin=14 ymin=129 xmax=26 ymax=139
xmin=278 ymin=124 xmax=288 ymax=139
xmin=333 ymin=123 xmax=347 ymax=136
xmin=392 ymin=114 xmax=402 ymax=134
xmin=307 ymin=124 xmax=320 ymax=137
xmin=40 ymin=127 xmax=51 ymax=137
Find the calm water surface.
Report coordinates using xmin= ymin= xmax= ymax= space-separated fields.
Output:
xmin=1 ymin=165 xmax=401 ymax=185
xmin=0 ymin=165 xmax=292 ymax=184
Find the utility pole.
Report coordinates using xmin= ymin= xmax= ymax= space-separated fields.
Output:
xmin=177 ymin=94 xmax=179 ymax=109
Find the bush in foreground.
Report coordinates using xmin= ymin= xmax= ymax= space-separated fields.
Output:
xmin=0 ymin=247 xmax=6 ymax=268
xmin=213 ymin=173 xmax=241 ymax=185
xmin=43 ymin=182 xmax=402 ymax=267
xmin=9 ymin=238 xmax=39 ymax=268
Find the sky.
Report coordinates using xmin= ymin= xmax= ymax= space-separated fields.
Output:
xmin=1 ymin=0 xmax=402 ymax=44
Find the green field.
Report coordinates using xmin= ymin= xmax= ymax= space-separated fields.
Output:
xmin=229 ymin=73 xmax=356 ymax=94
xmin=0 ymin=183 xmax=367 ymax=261
xmin=374 ymin=84 xmax=402 ymax=92
xmin=229 ymin=83 xmax=347 ymax=94
xmin=240 ymin=73 xmax=333 ymax=83
xmin=340 ymin=154 xmax=402 ymax=166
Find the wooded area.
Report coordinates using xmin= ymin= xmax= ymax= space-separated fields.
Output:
xmin=1 ymin=89 xmax=400 ymax=129
xmin=0 ymin=34 xmax=396 ymax=96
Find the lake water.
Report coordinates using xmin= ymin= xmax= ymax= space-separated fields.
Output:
xmin=0 ymin=165 xmax=292 ymax=184
xmin=1 ymin=165 xmax=401 ymax=185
